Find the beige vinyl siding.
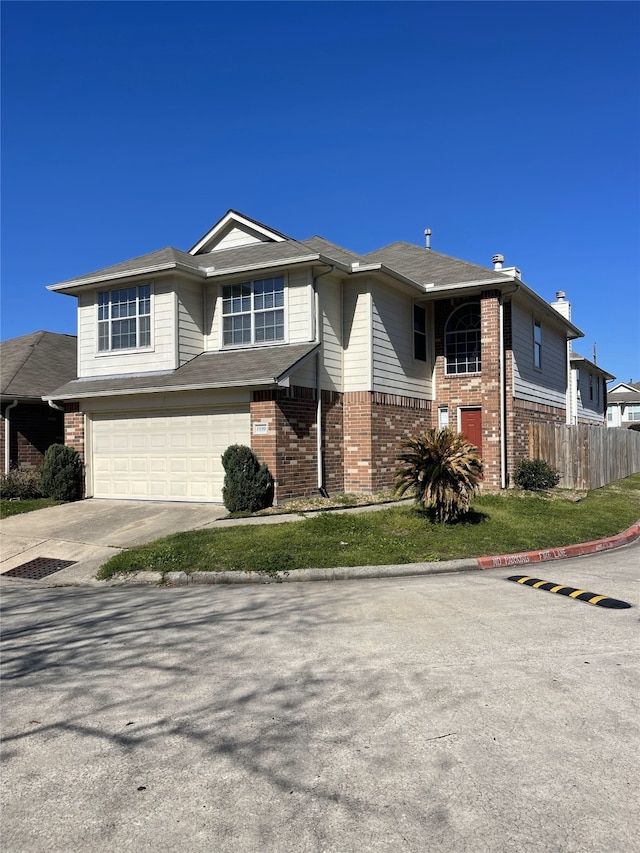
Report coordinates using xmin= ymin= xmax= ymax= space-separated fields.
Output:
xmin=287 ymin=268 xmax=313 ymax=343
xmin=176 ymin=281 xmax=204 ymax=365
xmin=205 ymin=282 xmax=221 ymax=349
xmin=371 ymin=282 xmax=432 ymax=397
xmin=209 ymin=227 xmax=269 ymax=251
xmin=288 ymin=272 xmax=343 ymax=391
xmin=78 ymin=281 xmax=177 ymax=378
xmin=511 ymin=301 xmax=567 ymax=407
xmin=319 ymin=275 xmax=343 ymax=391
xmin=343 ymin=280 xmax=372 ymax=392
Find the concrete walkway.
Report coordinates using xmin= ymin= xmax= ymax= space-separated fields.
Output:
xmin=1 ymin=498 xmax=639 ymax=588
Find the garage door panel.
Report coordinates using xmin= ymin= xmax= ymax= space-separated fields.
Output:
xmin=91 ymin=407 xmax=250 ymax=502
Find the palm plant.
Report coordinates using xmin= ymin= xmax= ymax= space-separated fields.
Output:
xmin=395 ymin=428 xmax=483 ymax=522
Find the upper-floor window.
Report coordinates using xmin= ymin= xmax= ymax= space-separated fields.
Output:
xmin=98 ymin=284 xmax=151 ymax=351
xmin=414 ymin=305 xmax=426 ymax=361
xmin=626 ymin=404 xmax=640 ymax=422
xmin=533 ymin=320 xmax=542 ymax=369
xmin=445 ymin=302 xmax=481 ymax=374
xmin=222 ymin=276 xmax=284 ymax=346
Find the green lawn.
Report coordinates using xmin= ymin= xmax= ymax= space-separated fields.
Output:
xmin=97 ymin=474 xmax=640 ymax=580
xmin=0 ymin=498 xmax=61 ymax=518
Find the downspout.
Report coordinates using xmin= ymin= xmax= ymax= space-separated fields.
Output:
xmin=48 ymin=399 xmax=64 ymax=412
xmin=499 ymin=282 xmax=520 ymax=489
xmin=499 ymin=296 xmax=506 ymax=489
xmin=4 ymin=399 xmax=18 ymax=474
xmin=313 ymin=264 xmax=335 ymax=497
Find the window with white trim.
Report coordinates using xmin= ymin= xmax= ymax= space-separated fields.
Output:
xmin=445 ymin=302 xmax=481 ymax=374
xmin=222 ymin=276 xmax=285 ymax=346
xmin=533 ymin=320 xmax=542 ymax=369
xmin=626 ymin=404 xmax=640 ymax=422
xmin=98 ymin=284 xmax=151 ymax=351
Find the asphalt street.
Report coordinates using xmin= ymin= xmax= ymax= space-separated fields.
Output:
xmin=1 ymin=542 xmax=639 ymax=853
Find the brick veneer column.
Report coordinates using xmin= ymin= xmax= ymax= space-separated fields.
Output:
xmin=433 ymin=293 xmax=502 ymax=489
xmin=343 ymin=391 xmax=373 ymax=492
xmin=64 ymin=403 xmax=85 ymax=462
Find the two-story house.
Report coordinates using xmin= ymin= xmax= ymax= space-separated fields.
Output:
xmin=606 ymin=381 xmax=640 ymax=429
xmin=45 ymin=210 xmax=610 ymax=503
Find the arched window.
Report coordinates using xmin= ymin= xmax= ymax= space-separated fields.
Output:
xmin=445 ymin=302 xmax=481 ymax=374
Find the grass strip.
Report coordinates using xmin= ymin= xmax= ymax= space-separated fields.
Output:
xmin=0 ymin=498 xmax=61 ymax=519
xmin=97 ymin=475 xmax=640 ymax=580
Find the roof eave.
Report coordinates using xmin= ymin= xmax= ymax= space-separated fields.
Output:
xmin=204 ymin=254 xmax=350 ymax=278
xmin=47 ymin=262 xmax=206 ymax=294
xmin=415 ymin=276 xmax=584 ymax=339
xmin=44 ymin=376 xmax=281 ymax=402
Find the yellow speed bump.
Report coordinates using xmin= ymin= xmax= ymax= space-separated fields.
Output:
xmin=508 ymin=576 xmax=631 ymax=609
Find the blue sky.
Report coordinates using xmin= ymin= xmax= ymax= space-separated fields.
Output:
xmin=2 ymin=1 xmax=639 ymax=382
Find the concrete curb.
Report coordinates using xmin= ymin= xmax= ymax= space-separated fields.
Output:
xmin=476 ymin=521 xmax=640 ymax=570
xmin=152 ymin=521 xmax=640 ymax=586
xmin=163 ymin=559 xmax=478 ymax=586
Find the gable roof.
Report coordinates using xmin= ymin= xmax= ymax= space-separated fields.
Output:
xmin=190 ymin=209 xmax=290 ymax=255
xmin=607 ymin=381 xmax=640 ymax=403
xmin=45 ymin=343 xmax=319 ymax=401
xmin=1 ymin=331 xmax=77 ymax=400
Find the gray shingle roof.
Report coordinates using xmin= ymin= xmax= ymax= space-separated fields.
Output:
xmin=607 ymin=382 xmax=640 ymax=403
xmin=195 ymin=239 xmax=322 ymax=272
xmin=300 ymin=236 xmax=364 ymax=266
xmin=48 ymin=241 xmax=332 ymax=292
xmin=363 ymin=242 xmax=500 ymax=287
xmin=46 ymin=343 xmax=319 ymax=400
xmin=1 ymin=331 xmax=77 ymax=399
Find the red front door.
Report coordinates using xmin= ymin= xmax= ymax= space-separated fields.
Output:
xmin=460 ymin=408 xmax=483 ymax=457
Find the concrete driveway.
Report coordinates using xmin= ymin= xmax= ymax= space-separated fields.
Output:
xmin=0 ymin=500 xmax=228 ymax=585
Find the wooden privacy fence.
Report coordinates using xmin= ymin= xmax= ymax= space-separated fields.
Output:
xmin=528 ymin=424 xmax=640 ymax=491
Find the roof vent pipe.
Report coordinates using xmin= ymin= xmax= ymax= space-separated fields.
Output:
xmin=424 ymin=228 xmax=432 ymax=250
xmin=492 ymin=254 xmax=505 ymax=270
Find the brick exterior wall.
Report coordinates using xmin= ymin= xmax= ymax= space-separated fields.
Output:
xmin=0 ymin=402 xmax=64 ymax=470
xmin=64 ymin=403 xmax=85 ymax=462
xmin=250 ymin=387 xmax=431 ymax=501
xmin=343 ymin=392 xmax=432 ymax=492
xmin=251 ymin=387 xmax=344 ymax=503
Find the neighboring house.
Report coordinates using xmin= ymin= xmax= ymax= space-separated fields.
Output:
xmin=44 ymin=209 xmax=611 ymax=503
xmin=606 ymin=381 xmax=640 ymax=430
xmin=568 ymin=354 xmax=614 ymax=426
xmin=1 ymin=331 xmax=78 ymax=473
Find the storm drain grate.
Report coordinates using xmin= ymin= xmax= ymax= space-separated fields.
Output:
xmin=3 ymin=557 xmax=77 ymax=580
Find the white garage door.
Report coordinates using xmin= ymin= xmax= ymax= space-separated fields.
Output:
xmin=91 ymin=407 xmax=251 ymax=502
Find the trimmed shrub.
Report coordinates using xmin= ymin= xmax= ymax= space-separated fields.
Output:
xmin=221 ymin=445 xmax=274 ymax=513
xmin=0 ymin=467 xmax=43 ymax=499
xmin=512 ymin=458 xmax=560 ymax=491
xmin=40 ymin=444 xmax=84 ymax=501
xmin=395 ymin=428 xmax=483 ymax=523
